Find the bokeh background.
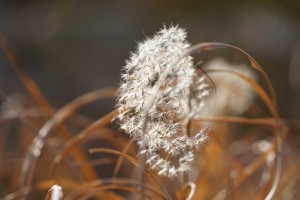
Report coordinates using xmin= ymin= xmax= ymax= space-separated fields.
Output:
xmin=1 ymin=0 xmax=300 ymax=114
xmin=0 ymin=0 xmax=300 ymax=198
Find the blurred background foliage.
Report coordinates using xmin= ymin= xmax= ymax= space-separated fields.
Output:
xmin=0 ymin=0 xmax=300 ymax=115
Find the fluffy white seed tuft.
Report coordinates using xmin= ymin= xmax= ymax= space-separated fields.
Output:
xmin=117 ymin=26 xmax=210 ymax=177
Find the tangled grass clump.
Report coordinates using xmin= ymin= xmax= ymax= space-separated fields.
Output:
xmin=0 ymin=25 xmax=297 ymax=200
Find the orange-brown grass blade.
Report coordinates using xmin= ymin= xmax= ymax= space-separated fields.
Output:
xmin=203 ymin=67 xmax=282 ymax=200
xmin=196 ymin=116 xmax=278 ymax=126
xmin=65 ymin=179 xmax=167 ymax=200
xmin=91 ymin=128 xmax=136 ymax=154
xmin=89 ymin=148 xmax=172 ymax=200
xmin=77 ymin=186 xmax=155 ymax=200
xmin=68 ymin=189 xmax=126 ymax=200
xmin=91 ymin=147 xmax=140 ymax=168
xmin=0 ymin=31 xmax=108 ymax=191
xmin=0 ymin=32 xmax=54 ymax=116
xmin=205 ymin=68 xmax=283 ymax=200
xmin=35 ymin=180 xmax=80 ymax=191
xmin=20 ymin=88 xmax=116 ymax=190
xmin=112 ymin=138 xmax=135 ymax=178
xmin=194 ymin=115 xmax=280 ymax=187
xmin=51 ymin=109 xmax=118 ymax=175
xmin=212 ymin=123 xmax=288 ymax=200
xmin=208 ymin=130 xmax=244 ymax=175
xmin=1 ymin=188 xmax=31 ymax=200
xmin=63 ymin=179 xmax=128 ymax=200
xmin=185 ymin=42 xmax=277 ymax=110
xmin=204 ymin=68 xmax=276 ymax=116
xmin=185 ymin=44 xmax=283 ymax=200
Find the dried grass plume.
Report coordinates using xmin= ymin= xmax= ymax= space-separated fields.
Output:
xmin=116 ymin=26 xmax=210 ymax=177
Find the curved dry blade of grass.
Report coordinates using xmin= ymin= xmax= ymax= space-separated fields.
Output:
xmin=51 ymin=109 xmax=118 ymax=174
xmin=19 ymin=88 xmax=116 ymax=192
xmin=0 ymin=107 xmax=46 ymax=123
xmin=204 ymin=68 xmax=276 ymax=116
xmin=65 ymin=179 xmax=167 ymax=200
xmin=1 ymin=188 xmax=31 ymax=200
xmin=0 ymin=31 xmax=54 ymax=116
xmin=91 ymin=127 xmax=136 ymax=154
xmin=0 ymin=31 xmax=119 ymax=193
xmin=89 ymin=148 xmax=140 ymax=170
xmin=185 ymin=42 xmax=277 ymax=111
xmin=212 ymin=123 xmax=288 ymax=200
xmin=0 ymin=89 xmax=77 ymax=196
xmin=206 ymin=130 xmax=244 ymax=175
xmin=35 ymin=180 xmax=80 ymax=191
xmin=77 ymin=186 xmax=152 ymax=200
xmin=64 ymin=179 xmax=128 ymax=200
xmin=112 ymin=138 xmax=135 ymax=178
xmin=74 ymin=189 xmax=127 ymax=200
xmin=184 ymin=43 xmax=283 ymax=200
xmin=0 ymin=100 xmax=108 ymax=197
xmin=194 ymin=115 xmax=282 ymax=183
xmin=193 ymin=68 xmax=282 ymax=186
xmin=261 ymin=122 xmax=287 ymax=200
xmin=195 ymin=116 xmax=278 ymax=126
xmin=181 ymin=182 xmax=196 ymax=200
xmin=88 ymin=148 xmax=172 ymax=200
xmin=71 ymin=157 xmax=116 ymax=168
xmin=206 ymin=69 xmax=284 ymax=200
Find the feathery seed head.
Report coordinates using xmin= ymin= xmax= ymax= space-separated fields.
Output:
xmin=116 ymin=26 xmax=210 ymax=177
